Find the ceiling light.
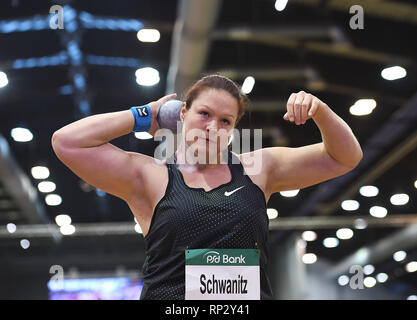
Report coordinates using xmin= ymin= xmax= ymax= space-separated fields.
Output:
xmin=45 ymin=194 xmax=62 ymax=206
xmin=20 ymin=239 xmax=30 ymax=249
xmin=338 ymin=275 xmax=349 ymax=286
xmin=376 ymin=273 xmax=388 ymax=283
xmin=55 ymin=214 xmax=72 ymax=227
xmin=364 ymin=276 xmax=376 ymax=288
xmin=363 ymin=264 xmax=375 ymax=275
xmin=336 ymin=228 xmax=354 ymax=240
xmin=60 ymin=224 xmax=75 ymax=235
xmin=137 ymin=28 xmax=160 ymax=42
xmin=369 ymin=206 xmax=387 ymax=218
xmin=38 ymin=181 xmax=56 ymax=193
xmin=135 ymin=67 xmax=159 ymax=86
xmin=359 ymin=185 xmax=379 ymax=197
xmin=323 ymin=237 xmax=339 ymax=248
xmin=134 ymin=223 xmax=142 ymax=234
xmin=0 ymin=71 xmax=8 ymax=88
xmin=280 ymin=189 xmax=299 ymax=197
xmin=275 ymin=0 xmax=288 ymax=11
xmin=390 ymin=193 xmax=409 ymax=206
xmin=414 ymin=180 xmax=417 ymax=189
xmin=349 ymin=99 xmax=377 ymax=116
xmin=135 ymin=132 xmax=153 ymax=139
xmin=241 ymin=76 xmax=255 ymax=94
xmin=267 ymin=208 xmax=278 ymax=219
xmin=405 ymin=261 xmax=417 ymax=273
xmin=302 ymin=231 xmax=317 ymax=242
xmin=302 ymin=253 xmax=317 ymax=264
xmin=11 ymin=127 xmax=33 ymax=142
xmin=393 ymin=250 xmax=407 ymax=262
xmin=381 ymin=66 xmax=406 ymax=80
xmin=7 ymin=223 xmax=16 ymax=233
xmin=31 ymin=166 xmax=50 ymax=179
xmin=341 ymin=200 xmax=359 ymax=211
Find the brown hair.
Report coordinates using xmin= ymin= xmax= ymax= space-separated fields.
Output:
xmin=183 ymin=75 xmax=248 ymax=126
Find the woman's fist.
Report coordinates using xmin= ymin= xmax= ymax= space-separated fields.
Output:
xmin=283 ymin=91 xmax=326 ymax=125
xmin=149 ymin=93 xmax=178 ymax=115
xmin=147 ymin=93 xmax=177 ymax=135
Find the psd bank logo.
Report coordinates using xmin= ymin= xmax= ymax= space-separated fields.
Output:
xmin=203 ymin=251 xmax=246 ymax=264
xmin=203 ymin=251 xmax=221 ymax=264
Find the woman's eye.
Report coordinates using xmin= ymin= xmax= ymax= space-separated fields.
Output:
xmin=200 ymin=111 xmax=208 ymax=116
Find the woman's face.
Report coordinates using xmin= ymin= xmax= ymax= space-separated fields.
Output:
xmin=180 ymin=88 xmax=238 ymax=162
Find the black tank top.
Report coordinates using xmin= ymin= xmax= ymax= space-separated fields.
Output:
xmin=140 ymin=150 xmax=273 ymax=300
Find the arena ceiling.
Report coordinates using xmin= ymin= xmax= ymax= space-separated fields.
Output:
xmin=0 ymin=0 xmax=416 ymax=299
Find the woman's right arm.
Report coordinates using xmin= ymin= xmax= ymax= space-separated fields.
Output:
xmin=51 ymin=94 xmax=176 ymax=202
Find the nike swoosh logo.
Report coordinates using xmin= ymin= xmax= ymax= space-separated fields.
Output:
xmin=224 ymin=186 xmax=245 ymax=196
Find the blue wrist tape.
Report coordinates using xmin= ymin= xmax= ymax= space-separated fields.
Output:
xmin=129 ymin=105 xmax=152 ymax=132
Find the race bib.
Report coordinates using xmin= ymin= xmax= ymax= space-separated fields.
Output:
xmin=185 ymin=249 xmax=260 ymax=300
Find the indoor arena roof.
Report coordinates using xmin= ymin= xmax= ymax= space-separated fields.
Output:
xmin=0 ymin=0 xmax=416 ymax=299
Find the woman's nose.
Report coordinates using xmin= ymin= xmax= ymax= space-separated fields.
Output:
xmin=206 ymin=119 xmax=219 ymax=132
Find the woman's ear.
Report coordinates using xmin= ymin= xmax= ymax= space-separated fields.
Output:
xmin=180 ymin=102 xmax=187 ymax=122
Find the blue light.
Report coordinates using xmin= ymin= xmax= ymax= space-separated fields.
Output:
xmin=12 ymin=52 xmax=68 ymax=69
xmin=79 ymin=100 xmax=90 ymax=112
xmin=48 ymin=277 xmax=131 ymax=292
xmin=66 ymin=40 xmax=82 ymax=66
xmin=66 ymin=20 xmax=78 ymax=33
xmin=86 ymin=55 xmax=142 ymax=68
xmin=0 ymin=10 xmax=144 ymax=33
xmin=96 ymin=189 xmax=106 ymax=197
xmin=13 ymin=59 xmax=24 ymax=69
xmin=63 ymin=5 xmax=77 ymax=21
xmin=73 ymin=74 xmax=85 ymax=90
xmin=25 ymin=58 xmax=36 ymax=68
xmin=59 ymin=85 xmax=73 ymax=95
xmin=0 ymin=15 xmax=49 ymax=33
xmin=79 ymin=13 xmax=143 ymax=31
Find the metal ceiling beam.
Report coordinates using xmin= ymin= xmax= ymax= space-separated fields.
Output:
xmin=211 ymin=25 xmax=346 ymax=42
xmin=212 ymin=26 xmax=414 ymax=67
xmin=327 ymin=222 xmax=417 ymax=279
xmin=0 ymin=134 xmax=49 ymax=224
xmin=315 ymin=129 xmax=417 ymax=216
xmin=292 ymin=0 xmax=417 ymax=25
xmin=166 ymin=0 xmax=223 ymax=96
xmin=209 ymin=67 xmax=407 ymax=106
xmin=0 ymin=222 xmax=138 ymax=238
xmin=0 ymin=135 xmax=62 ymax=242
xmin=3 ymin=215 xmax=417 ymax=238
xmin=269 ymin=214 xmax=417 ymax=230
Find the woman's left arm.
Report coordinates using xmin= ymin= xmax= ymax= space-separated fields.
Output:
xmin=262 ymin=91 xmax=363 ymax=193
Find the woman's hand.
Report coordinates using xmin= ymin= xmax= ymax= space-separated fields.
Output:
xmin=147 ymin=93 xmax=177 ymax=135
xmin=149 ymin=93 xmax=178 ymax=117
xmin=283 ymin=91 xmax=327 ymax=125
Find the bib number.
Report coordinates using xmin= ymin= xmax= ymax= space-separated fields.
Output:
xmin=185 ymin=249 xmax=260 ymax=300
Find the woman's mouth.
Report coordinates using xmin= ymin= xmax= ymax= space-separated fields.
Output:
xmin=199 ymin=136 xmax=215 ymax=143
